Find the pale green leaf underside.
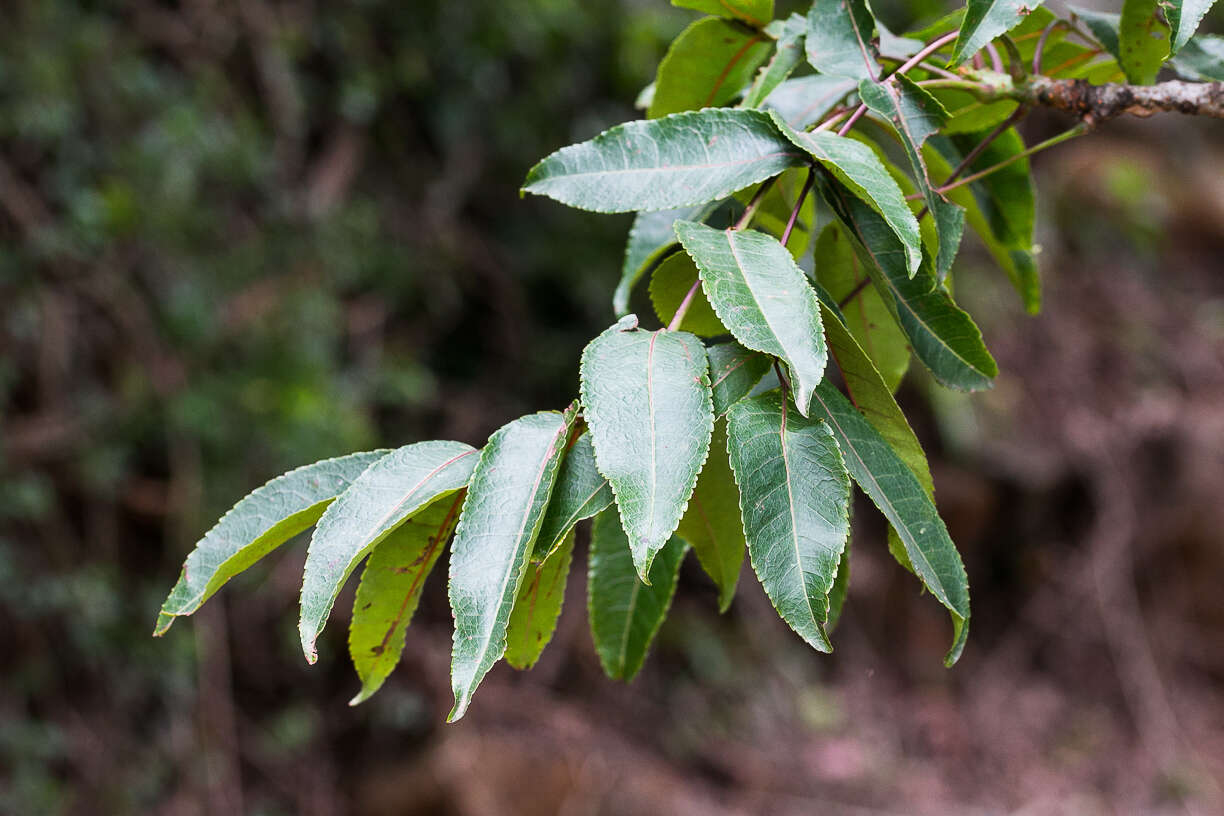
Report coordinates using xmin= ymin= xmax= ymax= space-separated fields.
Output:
xmin=505 ymin=529 xmax=576 ymax=670
xmin=348 ymin=492 xmax=463 ymax=705
xmin=522 ymin=109 xmax=806 ymax=214
xmin=155 ymin=449 xmax=390 ymax=636
xmin=805 ymin=0 xmax=881 ymax=81
xmin=587 ymin=509 xmax=688 ymax=681
xmin=672 ymin=0 xmax=774 ymax=26
xmin=448 ymin=408 xmax=575 ymax=721
xmin=1168 ymin=0 xmax=1218 ymax=55
xmin=677 ymin=421 xmax=747 ymax=612
xmin=675 ymin=220 xmax=827 ymax=416
xmin=533 ymin=433 xmax=613 ymax=560
xmin=580 ymin=320 xmax=713 ymax=582
xmin=707 ymin=340 xmax=771 ymax=417
xmin=726 ymin=391 xmax=851 ymax=652
xmin=951 ymin=0 xmax=1048 ymax=67
xmin=763 ymin=75 xmax=858 ymax=129
xmin=300 ymin=440 xmax=479 ymax=662
xmin=649 ymin=17 xmax=773 ymax=118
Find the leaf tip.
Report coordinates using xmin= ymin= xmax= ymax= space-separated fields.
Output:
xmin=152 ymin=611 xmax=175 ymax=637
xmin=446 ymin=696 xmax=469 ymax=723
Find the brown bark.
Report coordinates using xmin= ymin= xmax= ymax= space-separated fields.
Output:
xmin=1019 ymin=77 xmax=1224 ymax=123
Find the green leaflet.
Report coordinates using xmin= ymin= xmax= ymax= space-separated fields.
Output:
xmin=807 ymin=380 xmax=969 ymax=665
xmin=649 ymin=17 xmax=773 ymax=119
xmin=677 ymin=421 xmax=746 ymax=612
xmin=707 ymin=341 xmax=771 ymax=417
xmin=522 ymin=109 xmax=805 ymax=214
xmin=505 ymin=530 xmax=576 ymax=670
xmin=827 ymin=539 xmax=851 ymax=631
xmin=674 ymin=220 xmax=827 ymax=416
xmin=617 ymin=204 xmax=718 ymax=317
xmin=649 ymin=251 xmax=729 ymax=337
xmin=726 ymin=391 xmax=851 ymax=652
xmin=587 ymin=509 xmax=688 ymax=681
xmin=580 ymin=317 xmax=713 ymax=582
xmin=1120 ymin=0 xmax=1172 ymax=84
xmin=857 ymin=76 xmax=965 ymax=282
xmin=1168 ymin=0 xmax=1218 ymax=55
xmin=805 ymin=0 xmax=881 ymax=81
xmin=815 ymin=221 xmax=911 ymax=393
xmin=742 ymin=14 xmax=807 ymax=109
xmin=1172 ymin=34 xmax=1224 ymax=80
xmin=347 ymin=492 xmax=463 ymax=705
xmin=950 ymin=0 xmax=1048 ymax=67
xmin=448 ymin=408 xmax=576 ymax=721
xmin=769 ymin=114 xmax=923 ymax=276
xmin=299 ymin=441 xmax=479 ymax=662
xmin=672 ymin=0 xmax=774 ymax=26
xmin=533 ymin=433 xmax=613 ymax=560
xmin=763 ymin=75 xmax=858 ymax=128
xmin=154 ymin=450 xmax=390 ymax=636
xmin=821 ymin=177 xmax=998 ymax=392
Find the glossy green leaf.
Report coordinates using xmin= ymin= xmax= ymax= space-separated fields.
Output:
xmin=533 ymin=433 xmax=613 ymax=560
xmin=857 ymin=76 xmax=965 ymax=281
xmin=805 ymin=0 xmax=881 ymax=81
xmin=448 ymin=408 xmax=576 ymax=721
xmin=580 ymin=317 xmax=713 ymax=582
xmin=587 ymin=509 xmax=688 ymax=681
xmin=677 ymin=421 xmax=746 ymax=611
xmin=347 ymin=492 xmax=463 ymax=705
xmin=1119 ymin=0 xmax=1171 ymax=85
xmin=743 ymin=14 xmax=807 ymax=109
xmin=821 ymin=177 xmax=998 ymax=392
xmin=1172 ymin=33 xmax=1224 ymax=79
xmin=299 ymin=441 xmax=479 ymax=662
xmin=505 ymin=530 xmax=576 ymax=670
xmin=707 ymin=341 xmax=771 ymax=417
xmin=649 ymin=251 xmax=729 ymax=337
xmin=523 ymin=109 xmax=806 ymax=214
xmin=950 ymin=0 xmax=1048 ymax=67
xmin=675 ymin=220 xmax=827 ymax=415
xmin=673 ymin=0 xmax=774 ymax=26
xmin=1168 ymin=0 xmax=1216 ymax=55
xmin=763 ymin=75 xmax=858 ymax=128
xmin=154 ymin=450 xmax=390 ymax=636
xmin=770 ymin=113 xmax=922 ymax=276
xmin=807 ymin=381 xmax=969 ymax=665
xmin=650 ymin=17 xmax=773 ymax=118
xmin=617 ymin=204 xmax=718 ymax=317
xmin=726 ymin=391 xmax=851 ymax=651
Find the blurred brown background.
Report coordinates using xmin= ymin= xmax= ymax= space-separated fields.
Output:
xmin=2 ymin=1 xmax=1223 ymax=814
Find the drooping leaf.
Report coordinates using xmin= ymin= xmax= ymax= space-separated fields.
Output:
xmin=770 ymin=113 xmax=923 ymax=276
xmin=650 ymin=17 xmax=773 ymax=118
xmin=1119 ymin=0 xmax=1171 ymax=85
xmin=672 ymin=0 xmax=774 ymax=26
xmin=347 ymin=492 xmax=464 ymax=705
xmin=617 ymin=204 xmax=718 ymax=317
xmin=707 ymin=341 xmax=772 ymax=417
xmin=587 ymin=509 xmax=688 ymax=681
xmin=505 ymin=530 xmax=576 ymax=670
xmin=826 ymin=538 xmax=851 ymax=631
xmin=743 ymin=14 xmax=807 ymax=109
xmin=762 ymin=74 xmax=858 ymax=128
xmin=533 ymin=433 xmax=613 ymax=560
xmin=154 ymin=450 xmax=390 ymax=636
xmin=650 ymin=251 xmax=729 ymax=337
xmin=675 ymin=220 xmax=827 ymax=416
xmin=299 ymin=441 xmax=479 ymax=662
xmin=448 ymin=408 xmax=576 ymax=721
xmin=807 ymin=381 xmax=969 ymax=664
xmin=580 ymin=316 xmax=713 ymax=582
xmin=726 ymin=391 xmax=851 ymax=651
xmin=950 ymin=0 xmax=1048 ymax=67
xmin=805 ymin=0 xmax=882 ymax=81
xmin=677 ymin=421 xmax=746 ymax=611
xmin=857 ymin=76 xmax=965 ymax=281
xmin=1167 ymin=0 xmax=1216 ymax=55
xmin=523 ymin=110 xmax=806 ymax=214
xmin=821 ymin=177 xmax=998 ymax=392
xmin=1172 ymin=33 xmax=1224 ymax=79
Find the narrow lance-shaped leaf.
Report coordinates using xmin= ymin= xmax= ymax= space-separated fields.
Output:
xmin=742 ymin=14 xmax=807 ymax=109
xmin=1119 ymin=0 xmax=1171 ymax=85
xmin=154 ymin=450 xmax=390 ymax=636
xmin=448 ymin=407 xmax=576 ymax=721
xmin=649 ymin=17 xmax=773 ymax=119
xmin=950 ymin=0 xmax=1048 ymax=67
xmin=673 ymin=0 xmax=774 ymax=26
xmin=1168 ymin=0 xmax=1218 ymax=55
xmin=299 ymin=441 xmax=479 ymax=662
xmin=770 ymin=113 xmax=923 ymax=276
xmin=533 ymin=433 xmax=613 ymax=560
xmin=505 ymin=530 xmax=576 ymax=670
xmin=677 ymin=421 xmax=747 ymax=612
xmin=707 ymin=341 xmax=771 ymax=417
xmin=347 ymin=491 xmax=464 ymax=705
xmin=726 ymin=391 xmax=851 ymax=651
xmin=617 ymin=204 xmax=717 ymax=317
xmin=807 ymin=380 xmax=970 ymax=665
xmin=820 ymin=176 xmax=998 ymax=391
xmin=522 ymin=109 xmax=806 ymax=214
xmin=587 ymin=509 xmax=688 ymax=681
xmin=675 ymin=220 xmax=827 ymax=416
xmin=806 ymin=0 xmax=881 ymax=81
xmin=580 ymin=316 xmax=713 ymax=582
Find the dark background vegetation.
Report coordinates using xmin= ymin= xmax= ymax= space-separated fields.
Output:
xmin=2 ymin=1 xmax=1222 ymax=813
